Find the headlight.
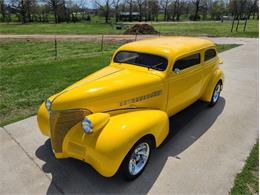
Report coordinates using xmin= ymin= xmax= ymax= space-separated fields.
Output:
xmin=82 ymin=117 xmax=93 ymax=134
xmin=45 ymin=99 xmax=52 ymax=111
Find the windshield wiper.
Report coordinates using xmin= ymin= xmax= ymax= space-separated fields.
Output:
xmin=149 ymin=62 xmax=164 ymax=70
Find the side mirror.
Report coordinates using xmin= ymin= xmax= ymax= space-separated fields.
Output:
xmin=174 ymin=68 xmax=181 ymax=74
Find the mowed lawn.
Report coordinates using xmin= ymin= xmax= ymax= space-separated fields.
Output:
xmin=0 ymin=41 xmax=238 ymax=126
xmin=0 ymin=40 xmax=120 ymax=126
xmin=0 ymin=20 xmax=258 ymax=37
xmin=0 ymin=22 xmax=124 ymax=35
xmin=153 ymin=20 xmax=259 ymax=37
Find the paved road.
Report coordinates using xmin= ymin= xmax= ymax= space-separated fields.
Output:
xmin=0 ymin=38 xmax=258 ymax=194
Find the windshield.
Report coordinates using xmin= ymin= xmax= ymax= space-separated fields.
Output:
xmin=114 ymin=51 xmax=168 ymax=71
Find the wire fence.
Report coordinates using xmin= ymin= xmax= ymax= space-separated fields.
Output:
xmin=1 ymin=34 xmax=162 ymax=68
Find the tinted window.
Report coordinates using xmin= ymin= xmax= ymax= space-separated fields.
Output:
xmin=205 ymin=49 xmax=216 ymax=61
xmin=173 ymin=53 xmax=200 ymax=71
xmin=114 ymin=51 xmax=168 ymax=71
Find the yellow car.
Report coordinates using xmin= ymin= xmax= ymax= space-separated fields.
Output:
xmin=37 ymin=37 xmax=224 ymax=180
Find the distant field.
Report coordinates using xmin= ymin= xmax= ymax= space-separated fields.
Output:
xmin=153 ymin=20 xmax=259 ymax=37
xmin=0 ymin=41 xmax=239 ymax=126
xmin=0 ymin=20 xmax=258 ymax=37
xmin=0 ymin=22 xmax=124 ymax=34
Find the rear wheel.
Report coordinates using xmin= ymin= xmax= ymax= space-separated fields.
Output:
xmin=209 ymin=81 xmax=222 ymax=106
xmin=120 ymin=138 xmax=152 ymax=181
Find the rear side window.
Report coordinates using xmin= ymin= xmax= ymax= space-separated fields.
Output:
xmin=204 ymin=49 xmax=216 ymax=61
xmin=173 ymin=53 xmax=200 ymax=71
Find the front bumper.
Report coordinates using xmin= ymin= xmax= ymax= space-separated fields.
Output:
xmin=37 ymin=103 xmax=122 ymax=177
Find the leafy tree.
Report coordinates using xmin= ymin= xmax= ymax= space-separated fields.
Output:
xmin=210 ymin=0 xmax=226 ymax=20
xmin=95 ymin=0 xmax=114 ymax=23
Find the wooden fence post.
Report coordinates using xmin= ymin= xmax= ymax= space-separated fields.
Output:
xmin=101 ymin=35 xmax=104 ymax=52
xmin=54 ymin=35 xmax=57 ymax=60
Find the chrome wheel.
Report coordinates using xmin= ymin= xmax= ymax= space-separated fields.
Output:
xmin=128 ymin=142 xmax=150 ymax=176
xmin=212 ymin=83 xmax=221 ymax=103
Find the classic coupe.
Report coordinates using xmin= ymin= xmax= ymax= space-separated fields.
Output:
xmin=37 ymin=37 xmax=224 ymax=180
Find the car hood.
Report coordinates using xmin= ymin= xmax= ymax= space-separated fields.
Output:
xmin=50 ymin=65 xmax=164 ymax=112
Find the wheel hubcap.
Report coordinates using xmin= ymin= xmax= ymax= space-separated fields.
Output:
xmin=213 ymin=83 xmax=221 ymax=103
xmin=128 ymin=142 xmax=150 ymax=175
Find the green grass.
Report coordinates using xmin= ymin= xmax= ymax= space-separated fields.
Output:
xmin=0 ymin=40 xmax=119 ymax=125
xmin=216 ymin=44 xmax=240 ymax=52
xmin=0 ymin=41 xmax=238 ymax=126
xmin=154 ymin=20 xmax=259 ymax=37
xmin=0 ymin=22 xmax=124 ymax=34
xmin=0 ymin=20 xmax=258 ymax=37
xmin=231 ymin=142 xmax=259 ymax=195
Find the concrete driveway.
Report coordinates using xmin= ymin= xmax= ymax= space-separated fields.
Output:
xmin=0 ymin=38 xmax=258 ymax=195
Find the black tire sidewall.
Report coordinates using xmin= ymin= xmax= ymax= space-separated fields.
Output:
xmin=120 ymin=138 xmax=152 ymax=181
xmin=209 ymin=81 xmax=221 ymax=106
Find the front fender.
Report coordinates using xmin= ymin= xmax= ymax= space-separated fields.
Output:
xmin=201 ymin=68 xmax=224 ymax=102
xmin=37 ymin=102 xmax=50 ymax=137
xmin=62 ymin=110 xmax=169 ymax=177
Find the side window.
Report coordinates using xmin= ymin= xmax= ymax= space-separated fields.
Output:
xmin=204 ymin=49 xmax=216 ymax=61
xmin=173 ymin=53 xmax=200 ymax=71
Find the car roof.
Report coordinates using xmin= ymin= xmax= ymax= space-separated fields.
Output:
xmin=117 ymin=36 xmax=215 ymax=59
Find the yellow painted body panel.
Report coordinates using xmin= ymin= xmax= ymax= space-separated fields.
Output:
xmin=37 ymin=37 xmax=224 ymax=177
xmin=59 ymin=110 xmax=168 ymax=177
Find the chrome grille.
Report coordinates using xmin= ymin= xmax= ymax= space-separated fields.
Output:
xmin=49 ymin=109 xmax=90 ymax=153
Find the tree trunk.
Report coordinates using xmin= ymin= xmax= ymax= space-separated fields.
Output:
xmin=231 ymin=13 xmax=235 ymax=32
xmin=52 ymin=0 xmax=58 ymax=23
xmin=235 ymin=14 xmax=240 ymax=32
xmin=176 ymin=0 xmax=180 ymax=21
xmin=21 ymin=0 xmax=26 ymax=23
xmin=194 ymin=0 xmax=200 ymax=21
xmin=54 ymin=10 xmax=58 ymax=23
xmin=164 ymin=3 xmax=168 ymax=21
xmin=105 ymin=1 xmax=109 ymax=23
xmin=129 ymin=0 xmax=132 ymax=22
xmin=0 ymin=0 xmax=6 ymax=22
xmin=115 ymin=5 xmax=119 ymax=22
xmin=27 ymin=3 xmax=31 ymax=22
xmin=138 ymin=5 xmax=142 ymax=21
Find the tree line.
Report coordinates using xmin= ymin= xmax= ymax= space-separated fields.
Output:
xmin=0 ymin=0 xmax=258 ymax=23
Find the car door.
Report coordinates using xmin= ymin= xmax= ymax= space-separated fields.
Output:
xmin=200 ymin=48 xmax=218 ymax=93
xmin=167 ymin=52 xmax=203 ymax=116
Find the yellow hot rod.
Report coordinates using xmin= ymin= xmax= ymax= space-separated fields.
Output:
xmin=37 ymin=37 xmax=224 ymax=180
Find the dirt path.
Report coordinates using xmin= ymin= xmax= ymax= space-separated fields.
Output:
xmin=0 ymin=34 xmax=157 ymax=43
xmin=0 ymin=34 xmax=256 ymax=45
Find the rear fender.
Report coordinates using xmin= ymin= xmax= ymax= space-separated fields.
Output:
xmin=201 ymin=68 xmax=224 ymax=102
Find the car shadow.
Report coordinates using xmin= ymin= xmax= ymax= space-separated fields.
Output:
xmin=35 ymin=97 xmax=225 ymax=194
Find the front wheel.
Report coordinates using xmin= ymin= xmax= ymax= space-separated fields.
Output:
xmin=120 ymin=138 xmax=152 ymax=181
xmin=209 ymin=81 xmax=222 ymax=106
